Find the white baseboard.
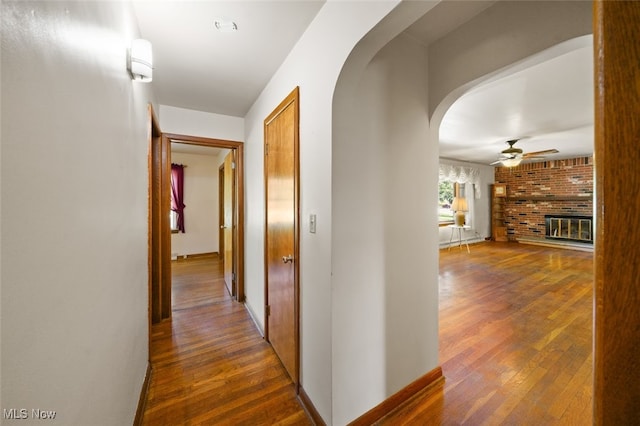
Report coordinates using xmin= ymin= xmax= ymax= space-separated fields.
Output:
xmin=439 ymin=236 xmax=485 ymax=249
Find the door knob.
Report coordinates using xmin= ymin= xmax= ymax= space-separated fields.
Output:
xmin=282 ymin=255 xmax=293 ymax=264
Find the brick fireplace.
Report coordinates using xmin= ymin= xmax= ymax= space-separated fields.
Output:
xmin=494 ymin=157 xmax=593 ymax=242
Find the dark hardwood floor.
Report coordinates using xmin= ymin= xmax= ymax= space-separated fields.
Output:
xmin=143 ymin=242 xmax=593 ymax=425
xmin=379 ymin=241 xmax=593 ymax=425
xmin=142 ymin=255 xmax=310 ymax=425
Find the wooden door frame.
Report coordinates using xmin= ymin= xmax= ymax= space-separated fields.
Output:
xmin=593 ymin=1 xmax=640 ymax=422
xmin=161 ymin=133 xmax=245 ymax=303
xmin=221 ymin=150 xmax=237 ymax=297
xmin=148 ymin=105 xmax=171 ymax=326
xmin=218 ymin=164 xmax=225 ymax=263
xmin=147 ymin=104 xmax=162 ymax=348
xmin=263 ymin=87 xmax=301 ymax=389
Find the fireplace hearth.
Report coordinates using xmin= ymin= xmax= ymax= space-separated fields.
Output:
xmin=544 ymin=215 xmax=593 ymax=244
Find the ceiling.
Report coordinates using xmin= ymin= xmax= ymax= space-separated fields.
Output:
xmin=438 ymin=44 xmax=594 ymax=166
xmin=132 ymin=1 xmax=593 ymax=165
xmin=132 ymin=1 xmax=325 ymax=117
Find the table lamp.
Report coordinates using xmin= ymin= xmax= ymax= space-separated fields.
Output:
xmin=451 ymin=197 xmax=468 ymax=226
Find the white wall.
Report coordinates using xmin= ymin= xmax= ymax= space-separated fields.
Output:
xmin=437 ymin=159 xmax=495 ymax=246
xmin=1 ymin=2 xmax=154 ymax=424
xmin=428 ymin=0 xmax=592 ymax=118
xmin=159 ymin=105 xmax=244 ymax=142
xmin=329 ymin=1 xmax=592 ymax=423
xmin=170 ymin=152 xmax=221 ymax=257
xmin=243 ymin=2 xmax=437 ymax=422
xmin=332 ymin=33 xmax=438 ymax=424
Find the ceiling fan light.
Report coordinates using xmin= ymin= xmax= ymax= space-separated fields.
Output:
xmin=501 ymin=157 xmax=523 ymax=167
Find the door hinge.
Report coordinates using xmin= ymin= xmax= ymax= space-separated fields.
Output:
xmin=231 ymin=272 xmax=235 ymax=281
xmin=266 ymin=305 xmax=271 ymax=316
xmin=231 ymin=161 xmax=236 ymax=170
xmin=265 ymin=143 xmax=268 ymax=155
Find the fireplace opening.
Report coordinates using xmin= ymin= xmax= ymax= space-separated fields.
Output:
xmin=544 ymin=215 xmax=593 ymax=244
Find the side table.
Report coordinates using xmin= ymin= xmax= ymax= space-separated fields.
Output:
xmin=447 ymin=224 xmax=471 ymax=253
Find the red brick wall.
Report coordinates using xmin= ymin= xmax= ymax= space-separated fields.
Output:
xmin=494 ymin=157 xmax=593 ymax=240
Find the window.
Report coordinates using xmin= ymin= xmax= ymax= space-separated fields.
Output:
xmin=439 ymin=164 xmax=478 ymax=227
xmin=439 ymin=180 xmax=454 ymax=224
xmin=170 ymin=210 xmax=179 ymax=232
xmin=439 ymin=181 xmax=469 ymax=226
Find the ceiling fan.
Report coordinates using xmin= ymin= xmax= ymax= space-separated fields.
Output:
xmin=490 ymin=139 xmax=559 ymax=167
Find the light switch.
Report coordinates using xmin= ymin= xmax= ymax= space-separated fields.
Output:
xmin=309 ymin=214 xmax=317 ymax=233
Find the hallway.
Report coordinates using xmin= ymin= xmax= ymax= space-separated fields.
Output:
xmin=142 ymin=255 xmax=310 ymax=425
xmin=142 ymin=243 xmax=593 ymax=425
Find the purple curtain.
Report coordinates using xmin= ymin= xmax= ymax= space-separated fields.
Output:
xmin=171 ymin=163 xmax=186 ymax=233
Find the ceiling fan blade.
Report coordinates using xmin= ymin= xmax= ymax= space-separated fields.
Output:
xmin=523 ymin=149 xmax=559 ymax=158
xmin=489 ymin=159 xmax=503 ymax=165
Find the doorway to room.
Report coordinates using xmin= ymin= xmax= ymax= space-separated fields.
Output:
xmin=434 ymin=35 xmax=595 ymax=423
xmin=165 ymin=133 xmax=245 ymax=304
xmin=148 ymin=131 xmax=245 ymax=336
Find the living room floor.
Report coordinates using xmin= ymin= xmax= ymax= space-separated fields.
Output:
xmin=380 ymin=241 xmax=593 ymax=425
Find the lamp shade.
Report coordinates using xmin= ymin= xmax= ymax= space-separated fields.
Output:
xmin=451 ymin=196 xmax=468 ymax=226
xmin=128 ymin=39 xmax=153 ymax=82
xmin=451 ymin=197 xmax=468 ymax=212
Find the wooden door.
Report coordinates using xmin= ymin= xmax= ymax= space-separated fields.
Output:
xmin=218 ymin=165 xmax=225 ymax=262
xmin=264 ymin=87 xmax=300 ymax=384
xmin=593 ymin=1 xmax=640 ymax=422
xmin=223 ymin=151 xmax=235 ymax=297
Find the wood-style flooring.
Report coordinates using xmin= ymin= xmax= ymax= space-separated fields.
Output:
xmin=142 ymin=255 xmax=310 ymax=425
xmin=142 ymin=242 xmax=594 ymax=425
xmin=379 ymin=241 xmax=593 ymax=425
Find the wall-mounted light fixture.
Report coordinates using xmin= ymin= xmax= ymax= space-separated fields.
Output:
xmin=127 ymin=39 xmax=153 ymax=82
